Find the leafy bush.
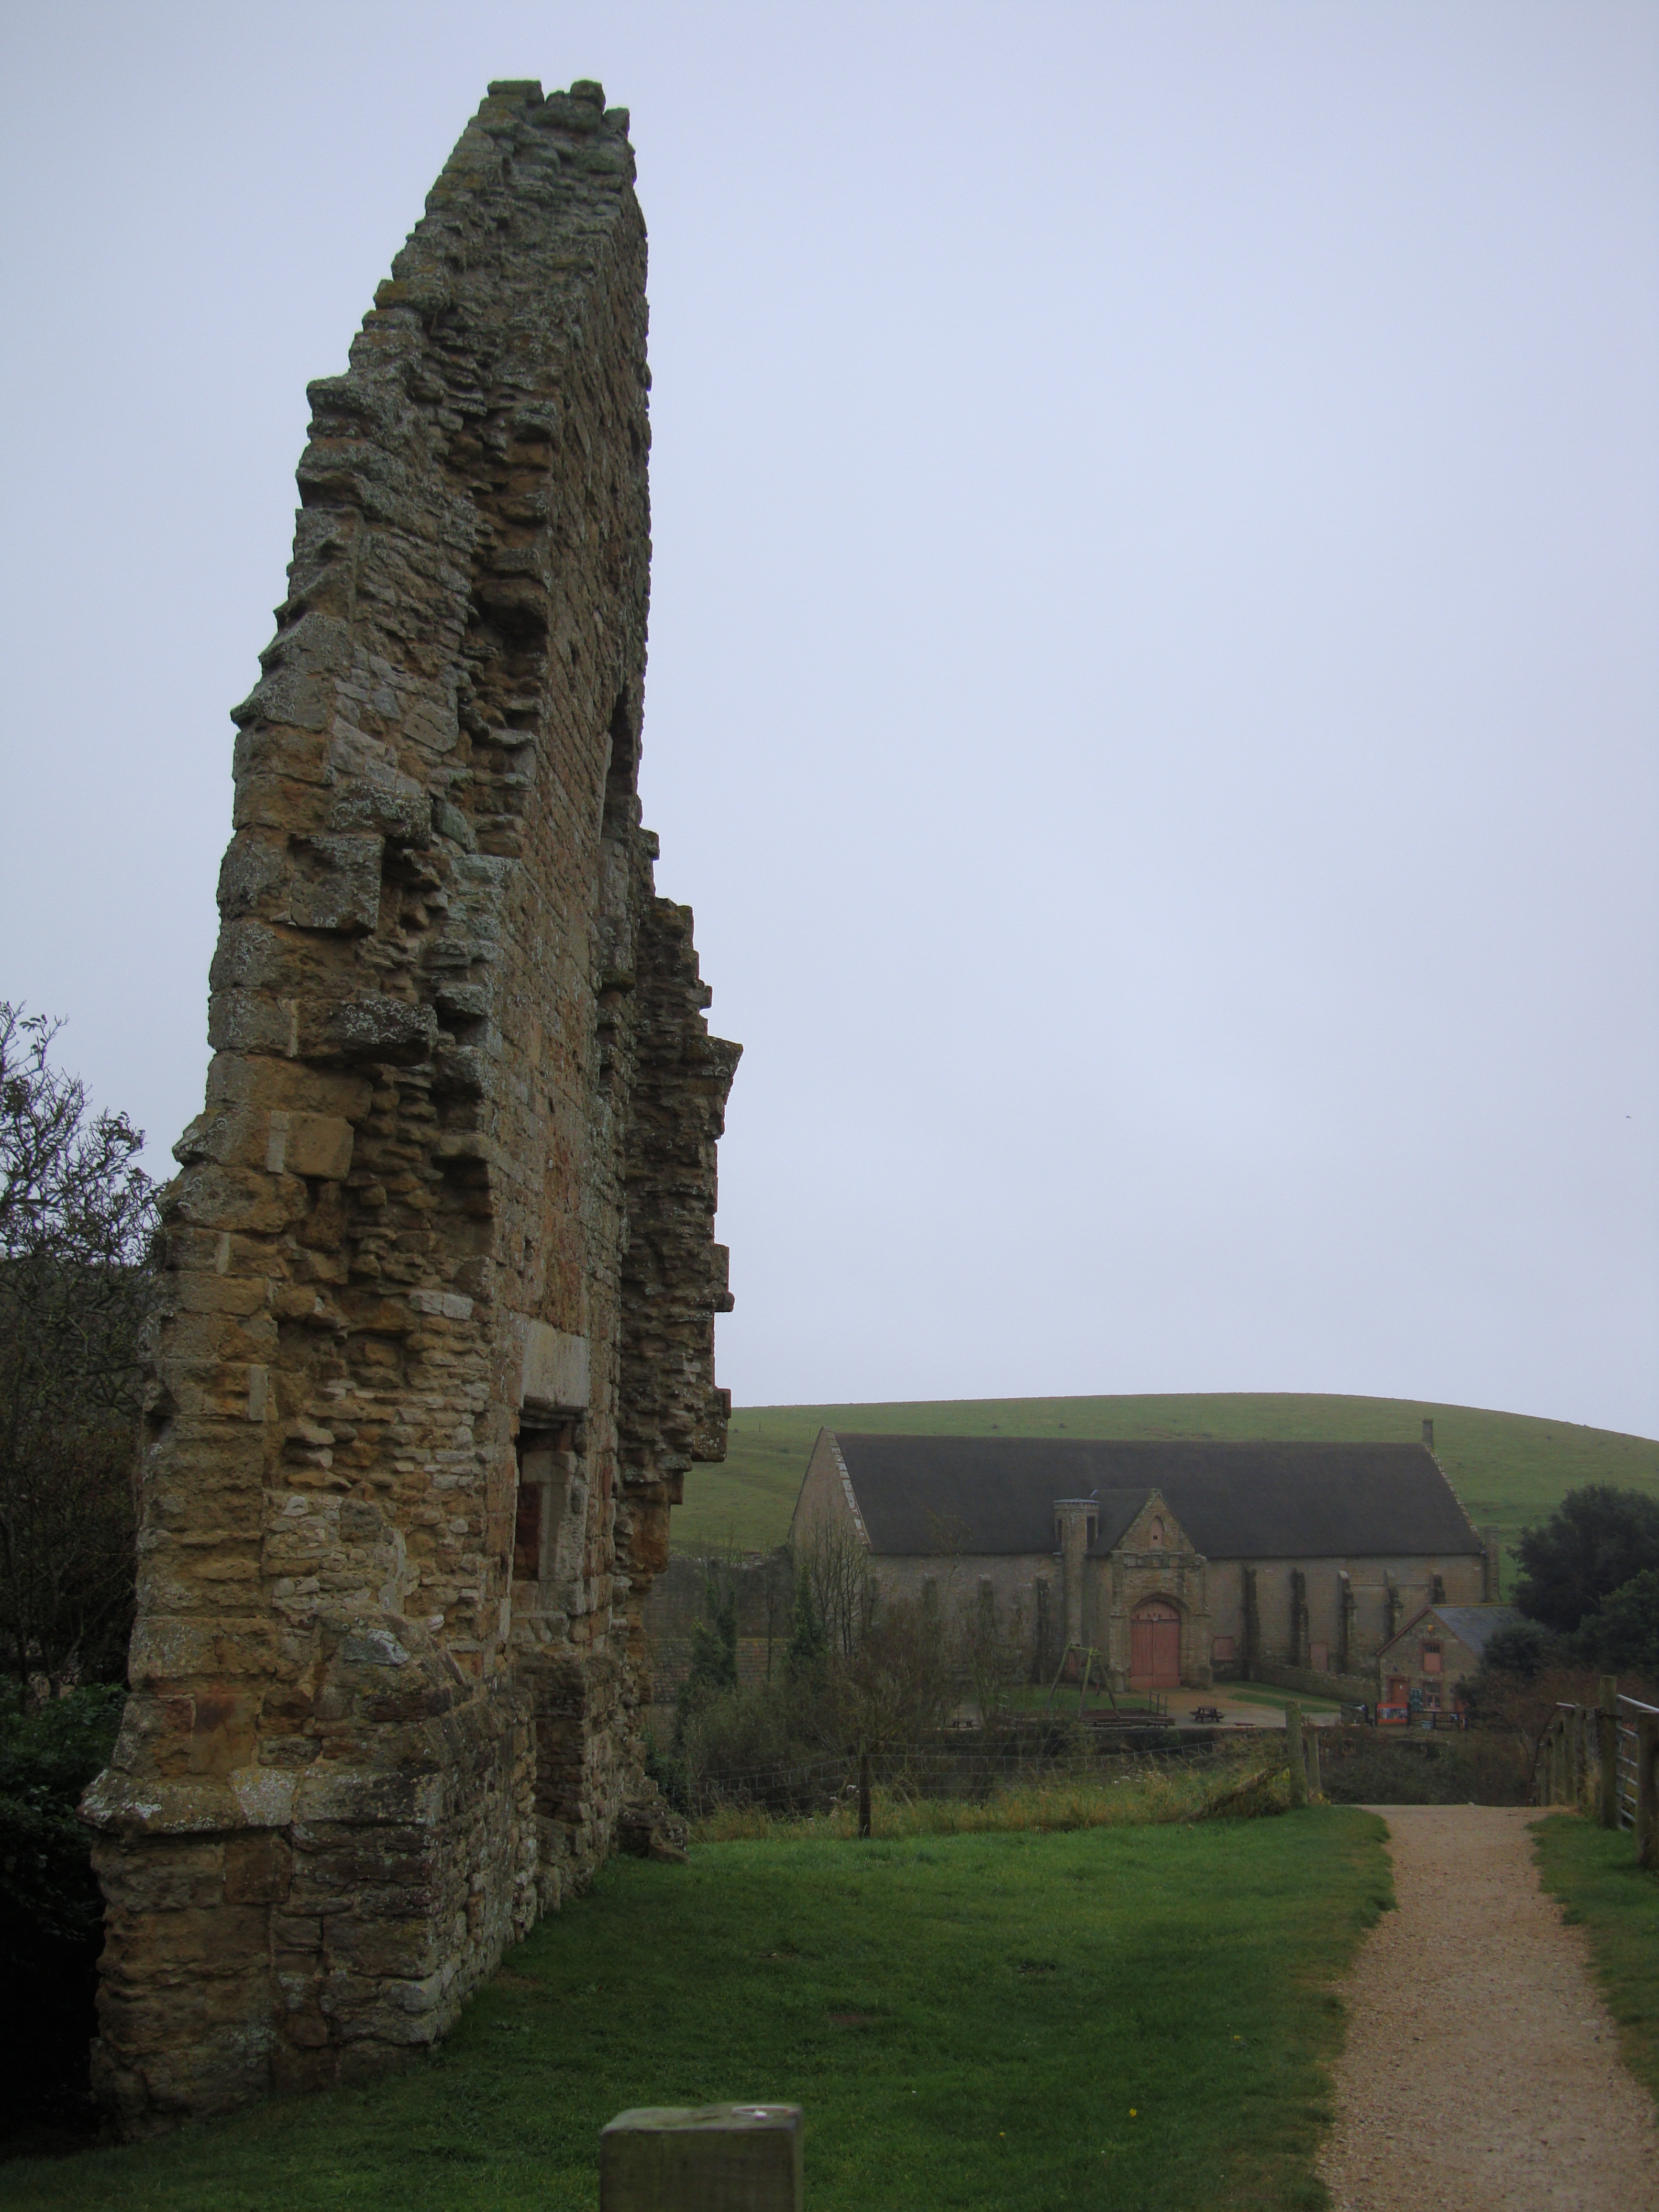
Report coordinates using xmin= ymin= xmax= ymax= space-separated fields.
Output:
xmin=1515 ymin=1485 xmax=1659 ymax=1636
xmin=1319 ymin=1725 xmax=1530 ymax=1806
xmin=0 ymin=1004 xmax=154 ymax=1698
xmin=1476 ymin=1618 xmax=1568 ymax=1682
xmin=0 ymin=1683 xmax=124 ymax=2137
xmin=1572 ymin=1568 xmax=1659 ymax=1676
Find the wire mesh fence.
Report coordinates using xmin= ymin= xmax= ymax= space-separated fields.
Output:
xmin=657 ymin=1724 xmax=1277 ymax=1822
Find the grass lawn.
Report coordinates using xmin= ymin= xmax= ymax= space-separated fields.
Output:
xmin=1532 ymin=1813 xmax=1659 ymax=2108
xmin=4 ymin=1809 xmax=1390 ymax=2212
xmin=677 ymin=1392 xmax=1659 ymax=1578
xmin=1221 ymin=1684 xmax=1344 ymax=1717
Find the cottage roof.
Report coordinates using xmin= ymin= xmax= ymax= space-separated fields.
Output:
xmin=828 ymin=1433 xmax=1484 ymax=1560
xmin=1381 ymin=1603 xmax=1522 ymax=1658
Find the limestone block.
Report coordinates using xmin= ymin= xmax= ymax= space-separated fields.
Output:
xmin=208 ymin=919 xmax=290 ymax=993
xmin=328 ymin=780 xmax=433 ymax=847
xmin=224 ymin=1832 xmax=294 ymax=1904
xmin=206 ymin=1054 xmax=374 ymax=1120
xmin=296 ymin=996 xmax=436 ymax=1065
xmin=599 ymin=2105 xmax=803 ymax=2212
xmin=518 ymin=1319 xmax=590 ymax=1412
xmin=207 ymin=990 xmax=298 ymax=1059
xmin=217 ymin=836 xmax=289 ymax=919
xmin=287 ymin=836 xmax=384 ymax=934
xmin=268 ymin=1111 xmax=355 ymax=1180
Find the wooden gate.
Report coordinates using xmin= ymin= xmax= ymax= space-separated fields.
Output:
xmin=1129 ymin=1600 xmax=1181 ymax=1689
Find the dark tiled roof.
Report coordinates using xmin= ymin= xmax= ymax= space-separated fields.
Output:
xmin=1412 ymin=1605 xmax=1522 ymax=1656
xmin=829 ymin=1433 xmax=1484 ymax=1560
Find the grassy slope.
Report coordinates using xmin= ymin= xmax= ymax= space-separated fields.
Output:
xmin=1532 ymin=1814 xmax=1659 ymax=2109
xmin=676 ymin=1391 xmax=1659 ymax=1587
xmin=5 ymin=1810 xmax=1389 ymax=2212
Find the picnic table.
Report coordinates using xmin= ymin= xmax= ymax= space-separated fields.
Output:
xmin=1192 ymin=1705 xmax=1223 ymax=1724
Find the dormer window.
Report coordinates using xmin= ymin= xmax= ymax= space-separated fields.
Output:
xmin=1149 ymin=1517 xmax=1165 ymax=1547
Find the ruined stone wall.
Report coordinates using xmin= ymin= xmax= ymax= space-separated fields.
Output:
xmin=81 ymin=79 xmax=737 ymax=2133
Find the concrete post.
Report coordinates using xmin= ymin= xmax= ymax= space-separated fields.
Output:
xmin=1637 ymin=1716 xmax=1658 ymax=1872
xmin=1598 ymin=1678 xmax=1618 ymax=1829
xmin=601 ymin=2106 xmax=803 ymax=2211
xmin=1286 ymin=1704 xmax=1308 ymax=1806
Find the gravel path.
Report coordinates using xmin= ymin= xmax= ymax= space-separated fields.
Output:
xmin=1321 ymin=1806 xmax=1658 ymax=2211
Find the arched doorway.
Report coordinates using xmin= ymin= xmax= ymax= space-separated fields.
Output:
xmin=1129 ymin=1599 xmax=1181 ymax=1690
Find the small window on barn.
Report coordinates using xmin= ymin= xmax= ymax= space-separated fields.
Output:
xmin=1149 ymin=1517 xmax=1165 ymax=1547
xmin=1212 ymin=1635 xmax=1235 ymax=1662
xmin=1422 ymin=1644 xmax=1442 ymax=1673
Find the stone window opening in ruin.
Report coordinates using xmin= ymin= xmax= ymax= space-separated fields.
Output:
xmin=1149 ymin=1516 xmax=1165 ymax=1547
xmin=515 ymin=1420 xmax=578 ymax=1587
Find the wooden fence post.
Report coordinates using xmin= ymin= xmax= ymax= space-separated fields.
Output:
xmin=1574 ymin=1707 xmax=1587 ymax=1808
xmin=601 ymin=2105 xmax=804 ymax=2211
xmin=1286 ymin=1705 xmax=1307 ymax=1807
xmin=858 ymin=1739 xmax=871 ymax=1839
xmin=1598 ymin=1678 xmax=1618 ymax=1829
xmin=1638 ymin=1715 xmax=1658 ymax=1872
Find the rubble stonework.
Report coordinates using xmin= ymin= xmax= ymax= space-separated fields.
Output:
xmin=81 ymin=80 xmax=738 ymax=2132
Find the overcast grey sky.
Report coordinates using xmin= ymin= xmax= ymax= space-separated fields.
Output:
xmin=2 ymin=2 xmax=1654 ymax=1435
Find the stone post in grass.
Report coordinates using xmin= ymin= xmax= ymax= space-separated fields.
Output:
xmin=601 ymin=2105 xmax=804 ymax=2211
xmin=1286 ymin=1704 xmax=1308 ymax=1807
xmin=1597 ymin=1679 xmax=1618 ymax=1829
xmin=1304 ymin=1719 xmax=1321 ymax=1801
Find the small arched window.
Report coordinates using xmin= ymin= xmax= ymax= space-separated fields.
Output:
xmin=1149 ymin=1516 xmax=1165 ymax=1547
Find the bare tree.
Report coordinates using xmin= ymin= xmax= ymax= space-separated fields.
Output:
xmin=957 ymin=1582 xmax=1028 ymax=1723
xmin=797 ymin=1515 xmax=876 ymax=1662
xmin=0 ymin=1006 xmax=155 ymax=1698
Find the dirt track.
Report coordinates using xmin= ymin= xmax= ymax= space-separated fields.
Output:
xmin=1321 ymin=1806 xmax=1657 ymax=2211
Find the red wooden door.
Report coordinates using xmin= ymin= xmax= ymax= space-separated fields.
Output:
xmin=1130 ymin=1601 xmax=1181 ymax=1688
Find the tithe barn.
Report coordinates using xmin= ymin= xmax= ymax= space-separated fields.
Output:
xmin=789 ymin=1430 xmax=1502 ymax=1695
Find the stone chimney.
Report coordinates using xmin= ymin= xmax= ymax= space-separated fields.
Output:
xmin=1483 ymin=1527 xmax=1502 ymax=1603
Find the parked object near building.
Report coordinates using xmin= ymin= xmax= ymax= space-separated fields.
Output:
xmin=1375 ymin=1603 xmax=1521 ymax=1724
xmin=790 ymin=1432 xmax=1495 ymax=1694
xmin=78 ymin=82 xmax=738 ymax=2133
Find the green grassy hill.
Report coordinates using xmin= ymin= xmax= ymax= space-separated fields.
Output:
xmin=674 ymin=1391 xmax=1659 ymax=1591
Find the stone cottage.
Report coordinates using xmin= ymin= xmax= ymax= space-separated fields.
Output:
xmin=789 ymin=1430 xmax=1501 ymax=1693
xmin=1376 ymin=1602 xmax=1522 ymax=1718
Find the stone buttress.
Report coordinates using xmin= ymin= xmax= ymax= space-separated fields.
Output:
xmin=81 ymin=80 xmax=739 ymax=2131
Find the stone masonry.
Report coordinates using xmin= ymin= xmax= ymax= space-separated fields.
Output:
xmin=80 ymin=80 xmax=738 ymax=2132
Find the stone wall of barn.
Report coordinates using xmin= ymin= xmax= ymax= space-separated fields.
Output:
xmin=80 ymin=80 xmax=737 ymax=2134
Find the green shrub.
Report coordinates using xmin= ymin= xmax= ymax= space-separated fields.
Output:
xmin=0 ymin=1684 xmax=124 ymax=2138
xmin=1318 ymin=1723 xmax=1529 ymax=1805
